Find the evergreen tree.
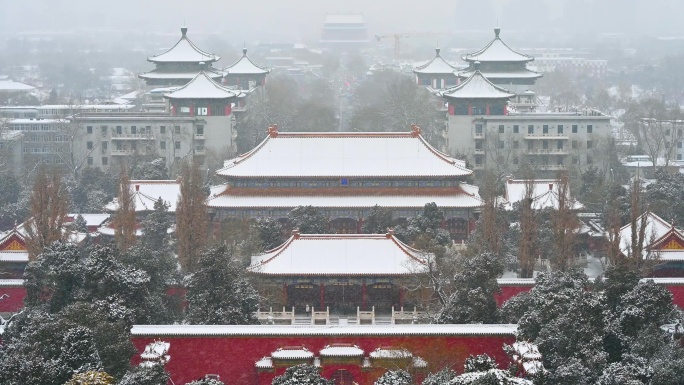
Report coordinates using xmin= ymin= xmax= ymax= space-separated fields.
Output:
xmin=118 ymin=365 xmax=170 ymax=385
xmin=74 ymin=214 xmax=88 ymax=233
xmin=187 ymin=378 xmax=226 ymax=385
xmin=436 ymin=252 xmax=502 ymax=324
xmin=362 ymin=205 xmax=394 ymax=234
xmin=288 ymin=206 xmax=328 ymax=233
xmin=132 ymin=158 xmax=169 ymax=180
xmin=65 ymin=371 xmax=114 ymax=385
xmin=422 ymin=368 xmax=457 ymax=385
xmin=396 ymin=203 xmax=451 ymax=247
xmin=176 ymin=160 xmax=208 ymax=273
xmin=256 ymin=217 xmax=285 ymax=250
xmin=272 ymin=364 xmax=333 ymax=385
xmin=141 ymin=197 xmax=171 ymax=251
xmin=374 ymin=370 xmax=412 ymax=385
xmin=464 ymin=354 xmax=498 ymax=373
xmin=185 ymin=245 xmax=259 ymax=325
xmin=24 ymin=165 xmax=69 ymax=260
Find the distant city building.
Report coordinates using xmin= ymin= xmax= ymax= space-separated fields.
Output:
xmin=532 ymin=52 xmax=608 ymax=77
xmin=138 ymin=27 xmax=223 ymax=87
xmin=0 ymin=131 xmax=24 ymax=175
xmin=412 ymin=48 xmax=459 ymax=90
xmin=208 ymin=125 xmax=482 ymax=240
xmin=319 ymin=13 xmax=370 ymax=52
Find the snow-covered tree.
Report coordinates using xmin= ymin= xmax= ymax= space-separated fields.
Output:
xmin=421 ymin=368 xmax=457 ymax=385
xmin=464 ymin=354 xmax=498 ymax=373
xmin=185 ymin=245 xmax=259 ymax=325
xmin=118 ymin=365 xmax=170 ymax=385
xmin=133 ymin=158 xmax=169 ymax=180
xmin=374 ymin=370 xmax=412 ymax=385
xmin=271 ymin=364 xmax=333 ymax=385
xmin=288 ymin=206 xmax=329 ymax=233
xmin=450 ymin=369 xmax=532 ymax=385
xmin=435 ymin=252 xmax=502 ymax=324
xmin=24 ymin=165 xmax=69 ymax=260
xmin=362 ymin=205 xmax=395 ymax=234
xmin=65 ymin=371 xmax=114 ymax=385
xmin=187 ymin=377 xmax=226 ymax=385
xmin=141 ymin=197 xmax=171 ymax=251
xmin=256 ymin=217 xmax=285 ymax=250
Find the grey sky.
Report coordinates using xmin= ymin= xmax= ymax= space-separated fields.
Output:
xmin=0 ymin=0 xmax=681 ymax=41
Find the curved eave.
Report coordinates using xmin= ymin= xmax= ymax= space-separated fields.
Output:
xmin=246 ymin=271 xmax=424 ymax=277
xmin=462 ymin=35 xmax=533 ymax=63
xmin=147 ymin=35 xmax=220 ymax=64
xmin=138 ymin=71 xmax=222 ymax=80
xmin=457 ymin=71 xmax=542 ymax=80
xmin=224 ymin=56 xmax=270 ymax=76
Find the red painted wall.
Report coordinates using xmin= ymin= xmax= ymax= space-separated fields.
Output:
xmin=666 ymin=285 xmax=684 ymax=309
xmin=131 ymin=334 xmax=514 ymax=385
xmin=495 ymin=286 xmax=534 ymax=307
xmin=0 ymin=286 xmax=26 ymax=313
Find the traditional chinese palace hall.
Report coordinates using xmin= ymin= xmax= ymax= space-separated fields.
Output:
xmin=248 ymin=231 xmax=429 ymax=313
xmin=208 ymin=126 xmax=483 ymax=240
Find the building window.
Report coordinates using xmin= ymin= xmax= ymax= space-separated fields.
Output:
xmin=87 ymin=141 xmax=93 ymax=150
xmin=498 ymin=125 xmax=504 ymax=134
xmin=558 ymin=125 xmax=564 ymax=134
xmin=101 ymin=126 xmax=107 ymax=136
xmin=160 ymin=126 xmax=166 ymax=134
xmin=558 ymin=156 xmax=565 ymax=165
xmin=131 ymin=142 xmax=137 ymax=151
xmin=513 ymin=125 xmax=519 ymax=134
xmin=174 ymin=126 xmax=181 ymax=135
xmin=87 ymin=157 xmax=93 ymax=166
xmin=116 ymin=126 xmax=122 ymax=134
xmin=572 ymin=125 xmax=578 ymax=133
xmin=101 ymin=141 xmax=108 ymax=152
xmin=572 ymin=156 xmax=578 ymax=164
xmin=587 ymin=125 xmax=593 ymax=133
xmin=475 ymin=124 xmax=483 ymax=135
xmin=679 ymin=142 xmax=683 ymax=149
xmin=557 ymin=140 xmax=564 ymax=149
xmin=542 ymin=140 xmax=549 ymax=150
xmin=475 ymin=140 xmax=483 ymax=150
xmin=131 ymin=126 xmax=137 ymax=134
xmin=475 ymin=155 xmax=483 ymax=165
xmin=197 ymin=125 xmax=204 ymax=135
xmin=528 ymin=125 xmax=534 ymax=134
xmin=587 ymin=140 xmax=593 ymax=149
xmin=175 ymin=141 xmax=181 ymax=150
xmin=587 ymin=156 xmax=593 ymax=164
xmin=86 ymin=126 xmax=92 ymax=134
xmin=527 ymin=141 xmax=534 ymax=150
xmin=499 ymin=140 xmax=504 ymax=149
xmin=160 ymin=141 xmax=166 ymax=150
xmin=678 ymin=154 xmax=683 ymax=160
xmin=513 ymin=141 xmax=519 ymax=149
xmin=102 ymin=157 xmax=108 ymax=166
xmin=543 ymin=125 xmax=549 ymax=134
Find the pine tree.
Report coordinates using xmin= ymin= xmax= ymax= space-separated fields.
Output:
xmin=187 ymin=378 xmax=226 ymax=385
xmin=362 ymin=205 xmax=394 ymax=234
xmin=118 ymin=365 xmax=170 ymax=385
xmin=422 ymin=368 xmax=457 ymax=385
xmin=176 ymin=160 xmax=208 ymax=273
xmin=374 ymin=370 xmax=412 ymax=385
xmin=288 ymin=205 xmax=328 ymax=233
xmin=185 ymin=245 xmax=259 ymax=325
xmin=141 ymin=197 xmax=171 ymax=251
xmin=112 ymin=165 xmax=136 ymax=252
xmin=272 ymin=365 xmax=333 ymax=385
xmin=24 ymin=165 xmax=69 ymax=260
xmin=256 ymin=217 xmax=285 ymax=250
xmin=65 ymin=371 xmax=115 ymax=385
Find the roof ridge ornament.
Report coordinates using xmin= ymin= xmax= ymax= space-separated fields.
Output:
xmin=410 ymin=124 xmax=421 ymax=137
xmin=268 ymin=124 xmax=279 ymax=138
xmin=494 ymin=27 xmax=501 ymax=38
xmin=181 ymin=26 xmax=188 ymax=37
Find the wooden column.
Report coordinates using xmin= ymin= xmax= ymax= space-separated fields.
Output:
xmin=282 ymin=283 xmax=288 ymax=306
xmin=362 ymin=281 xmax=367 ymax=311
xmin=319 ymin=282 xmax=325 ymax=308
xmin=399 ymin=286 xmax=405 ymax=308
xmin=485 ymin=103 xmax=491 ymax=116
xmin=468 ymin=104 xmax=473 ymax=116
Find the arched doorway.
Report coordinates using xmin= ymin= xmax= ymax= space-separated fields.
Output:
xmin=330 ymin=369 xmax=355 ymax=385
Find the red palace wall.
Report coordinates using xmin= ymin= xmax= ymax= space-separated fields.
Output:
xmin=0 ymin=283 xmax=26 ymax=314
xmin=495 ymin=285 xmax=534 ymax=306
xmin=131 ymin=327 xmax=516 ymax=385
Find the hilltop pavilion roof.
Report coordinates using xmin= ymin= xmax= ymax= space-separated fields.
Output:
xmin=413 ymin=48 xmax=459 ymax=75
xmin=163 ymin=71 xmax=240 ymax=100
xmin=502 ymin=178 xmax=583 ymax=211
xmin=440 ymin=70 xmax=515 ymax=100
xmin=619 ymin=211 xmax=675 ymax=259
xmin=248 ymin=233 xmax=428 ymax=277
xmin=216 ymin=126 xmax=472 ymax=178
xmin=463 ymin=28 xmax=533 ymax=63
xmin=148 ymin=27 xmax=219 ymax=63
xmin=224 ymin=48 xmax=270 ymax=76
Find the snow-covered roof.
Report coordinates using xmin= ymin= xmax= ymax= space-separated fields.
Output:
xmin=163 ymin=71 xmax=240 ymax=100
xmin=457 ymin=69 xmax=542 ymax=80
xmin=496 ymin=278 xmax=536 ymax=286
xmin=271 ymin=347 xmax=314 ymax=360
xmin=503 ymin=178 xmax=583 ymax=211
xmin=619 ymin=211 xmax=674 ymax=259
xmin=0 ymin=79 xmax=35 ymax=91
xmin=370 ymin=348 xmax=412 ymax=359
xmin=131 ymin=324 xmax=518 ymax=337
xmin=248 ymin=233 xmax=428 ymax=277
xmin=66 ymin=213 xmax=110 ymax=227
xmin=0 ymin=279 xmax=24 ymax=287
xmin=441 ymin=71 xmax=515 ymax=100
xmin=413 ymin=48 xmax=458 ymax=75
xmin=105 ymin=180 xmax=180 ymax=213
xmin=0 ymin=251 xmax=28 ymax=263
xmin=224 ymin=48 xmax=270 ymax=75
xmin=208 ymin=191 xmax=484 ymax=210
xmin=255 ymin=357 xmax=273 ymax=368
xmin=319 ymin=344 xmax=364 ymax=357
xmin=463 ymin=28 xmax=533 ymax=63
xmin=148 ymin=27 xmax=219 ymax=63
xmin=216 ymin=127 xmax=472 ymax=178
xmin=139 ymin=69 xmax=223 ymax=80
xmin=455 ymin=369 xmax=532 ymax=384
xmin=645 ymin=223 xmax=684 ymax=261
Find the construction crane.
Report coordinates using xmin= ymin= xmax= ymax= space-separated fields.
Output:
xmin=374 ymin=32 xmax=454 ymax=57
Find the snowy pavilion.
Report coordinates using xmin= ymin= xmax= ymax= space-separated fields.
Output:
xmin=413 ymin=48 xmax=460 ymax=90
xmin=208 ymin=125 xmax=483 ymax=240
xmin=223 ymin=48 xmax=270 ymax=90
xmin=247 ymin=230 xmax=429 ymax=313
xmin=139 ymin=27 xmax=223 ymax=87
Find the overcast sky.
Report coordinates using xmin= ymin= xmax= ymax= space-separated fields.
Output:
xmin=0 ymin=0 xmax=681 ymax=42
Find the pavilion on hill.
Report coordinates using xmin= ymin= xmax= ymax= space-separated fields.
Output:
xmin=139 ymin=26 xmax=223 ymax=87
xmin=248 ymin=230 xmax=429 ymax=313
xmin=413 ymin=48 xmax=460 ymax=90
xmin=223 ymin=48 xmax=270 ymax=90
xmin=208 ymin=125 xmax=483 ymax=240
